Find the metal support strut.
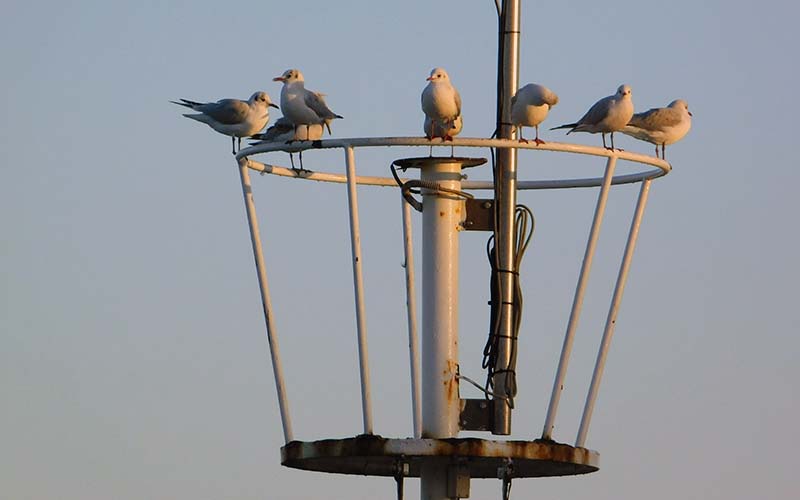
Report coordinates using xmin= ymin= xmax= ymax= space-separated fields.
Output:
xmin=576 ymin=179 xmax=653 ymax=447
xmin=236 ymin=159 xmax=294 ymax=443
xmin=344 ymin=146 xmax=374 ymax=435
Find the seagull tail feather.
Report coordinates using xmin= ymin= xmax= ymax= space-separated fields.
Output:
xmin=170 ymin=100 xmax=195 ymax=109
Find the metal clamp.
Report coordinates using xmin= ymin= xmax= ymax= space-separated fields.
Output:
xmin=498 ymin=458 xmax=514 ymax=500
xmin=394 ymin=460 xmax=409 ymax=500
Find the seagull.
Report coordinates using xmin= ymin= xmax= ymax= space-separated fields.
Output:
xmin=511 ymin=83 xmax=559 ymax=145
xmin=551 ymin=84 xmax=634 ymax=151
xmin=621 ymin=99 xmax=692 ymax=159
xmin=272 ymin=69 xmax=342 ymax=140
xmin=251 ymin=116 xmax=324 ymax=171
xmin=421 ymin=67 xmax=462 ymax=142
xmin=171 ymin=91 xmax=278 ymax=154
xmin=424 ymin=115 xmax=462 ymax=156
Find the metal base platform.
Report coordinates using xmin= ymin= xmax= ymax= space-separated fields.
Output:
xmin=281 ymin=435 xmax=599 ymax=478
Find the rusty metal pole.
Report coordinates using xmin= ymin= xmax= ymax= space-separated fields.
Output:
xmin=419 ymin=158 xmax=464 ymax=500
xmin=492 ymin=0 xmax=521 ymax=435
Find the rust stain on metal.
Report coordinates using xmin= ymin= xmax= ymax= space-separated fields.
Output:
xmin=445 ymin=360 xmax=459 ymax=403
xmin=282 ymin=435 xmax=599 ymax=479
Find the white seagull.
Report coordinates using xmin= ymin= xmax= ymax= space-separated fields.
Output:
xmin=511 ymin=83 xmax=559 ymax=145
xmin=421 ymin=67 xmax=462 ymax=142
xmin=171 ymin=91 xmax=278 ymax=154
xmin=551 ymin=84 xmax=634 ymax=150
xmin=621 ymin=99 xmax=692 ymax=159
xmin=251 ymin=116 xmax=324 ymax=171
xmin=273 ymin=69 xmax=342 ymax=139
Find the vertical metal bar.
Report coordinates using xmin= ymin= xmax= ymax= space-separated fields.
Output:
xmin=542 ymin=156 xmax=618 ymax=440
xmin=344 ymin=146 xmax=374 ymax=435
xmin=576 ymin=179 xmax=652 ymax=448
xmin=419 ymin=159 xmax=463 ymax=500
xmin=401 ymin=195 xmax=423 ymax=438
xmin=237 ymin=159 xmax=293 ymax=443
xmin=492 ymin=0 xmax=521 ymax=437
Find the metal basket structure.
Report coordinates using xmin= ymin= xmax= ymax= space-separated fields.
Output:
xmin=231 ymin=136 xmax=670 ymax=499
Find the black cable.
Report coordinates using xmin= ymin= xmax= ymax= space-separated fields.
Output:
xmin=482 ymin=204 xmax=535 ymax=408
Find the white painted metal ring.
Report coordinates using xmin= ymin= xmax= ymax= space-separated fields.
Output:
xmin=235 ymin=136 xmax=671 ymax=191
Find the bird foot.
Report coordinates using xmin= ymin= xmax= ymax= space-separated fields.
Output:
xmin=518 ymin=138 xmax=530 ymax=144
xmin=444 ymin=135 xmax=454 ymax=142
xmin=533 ymin=138 xmax=546 ymax=146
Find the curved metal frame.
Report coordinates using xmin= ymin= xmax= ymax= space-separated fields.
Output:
xmin=236 ymin=136 xmax=670 ymax=190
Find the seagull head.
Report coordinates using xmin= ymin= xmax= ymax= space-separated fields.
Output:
xmin=273 ymin=69 xmax=304 ymax=84
xmin=426 ymin=67 xmax=450 ymax=82
xmin=616 ymin=84 xmax=632 ymax=98
xmin=669 ymin=99 xmax=692 ymax=117
xmin=251 ymin=91 xmax=279 ymax=109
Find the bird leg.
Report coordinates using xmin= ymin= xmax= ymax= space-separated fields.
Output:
xmin=608 ymin=133 xmax=623 ymax=152
xmin=231 ymin=137 xmax=237 ymax=155
xmin=602 ymin=133 xmax=608 ymax=149
xmin=533 ymin=125 xmax=545 ymax=146
xmin=289 ymin=152 xmax=296 ymax=170
xmin=518 ymin=127 xmax=529 ymax=144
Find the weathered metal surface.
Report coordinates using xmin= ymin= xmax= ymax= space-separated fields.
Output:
xmin=447 ymin=464 xmax=470 ymax=498
xmin=393 ymin=156 xmax=487 ymax=171
xmin=281 ymin=435 xmax=599 ymax=478
xmin=462 ymin=199 xmax=495 ymax=232
xmin=459 ymin=398 xmax=493 ymax=431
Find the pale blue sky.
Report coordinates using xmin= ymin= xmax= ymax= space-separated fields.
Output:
xmin=1 ymin=1 xmax=798 ymax=499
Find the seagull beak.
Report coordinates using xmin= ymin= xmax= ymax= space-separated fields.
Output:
xmin=269 ymin=103 xmax=279 ymax=109
xmin=273 ymin=76 xmax=285 ymax=82
xmin=688 ymin=111 xmax=693 ymax=117
xmin=426 ymin=76 xmax=434 ymax=81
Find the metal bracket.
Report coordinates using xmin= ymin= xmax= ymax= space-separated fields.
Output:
xmin=498 ymin=458 xmax=514 ymax=500
xmin=462 ymin=198 xmax=495 ymax=231
xmin=394 ymin=460 xmax=409 ymax=500
xmin=459 ymin=398 xmax=493 ymax=431
xmin=447 ymin=463 xmax=471 ymax=498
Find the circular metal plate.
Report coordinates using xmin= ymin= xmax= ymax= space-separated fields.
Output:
xmin=392 ymin=156 xmax=488 ymax=170
xmin=281 ymin=435 xmax=599 ymax=478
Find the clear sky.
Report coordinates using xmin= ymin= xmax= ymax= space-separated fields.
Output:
xmin=1 ymin=1 xmax=798 ymax=499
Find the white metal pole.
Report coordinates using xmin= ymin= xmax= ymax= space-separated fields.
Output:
xmin=344 ymin=146 xmax=374 ymax=435
xmin=236 ymin=160 xmax=294 ymax=443
xmin=401 ymin=195 xmax=423 ymax=438
xmin=576 ymin=179 xmax=652 ymax=448
xmin=542 ymin=156 xmax=617 ymax=440
xmin=420 ymin=159 xmax=463 ymax=500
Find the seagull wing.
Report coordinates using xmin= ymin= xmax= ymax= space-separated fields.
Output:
xmin=197 ymin=99 xmax=250 ymax=125
xmin=254 ymin=116 xmax=295 ymax=141
xmin=305 ymin=91 xmax=342 ymax=120
xmin=629 ymin=107 xmax=682 ymax=130
xmin=577 ymin=95 xmax=613 ymax=126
